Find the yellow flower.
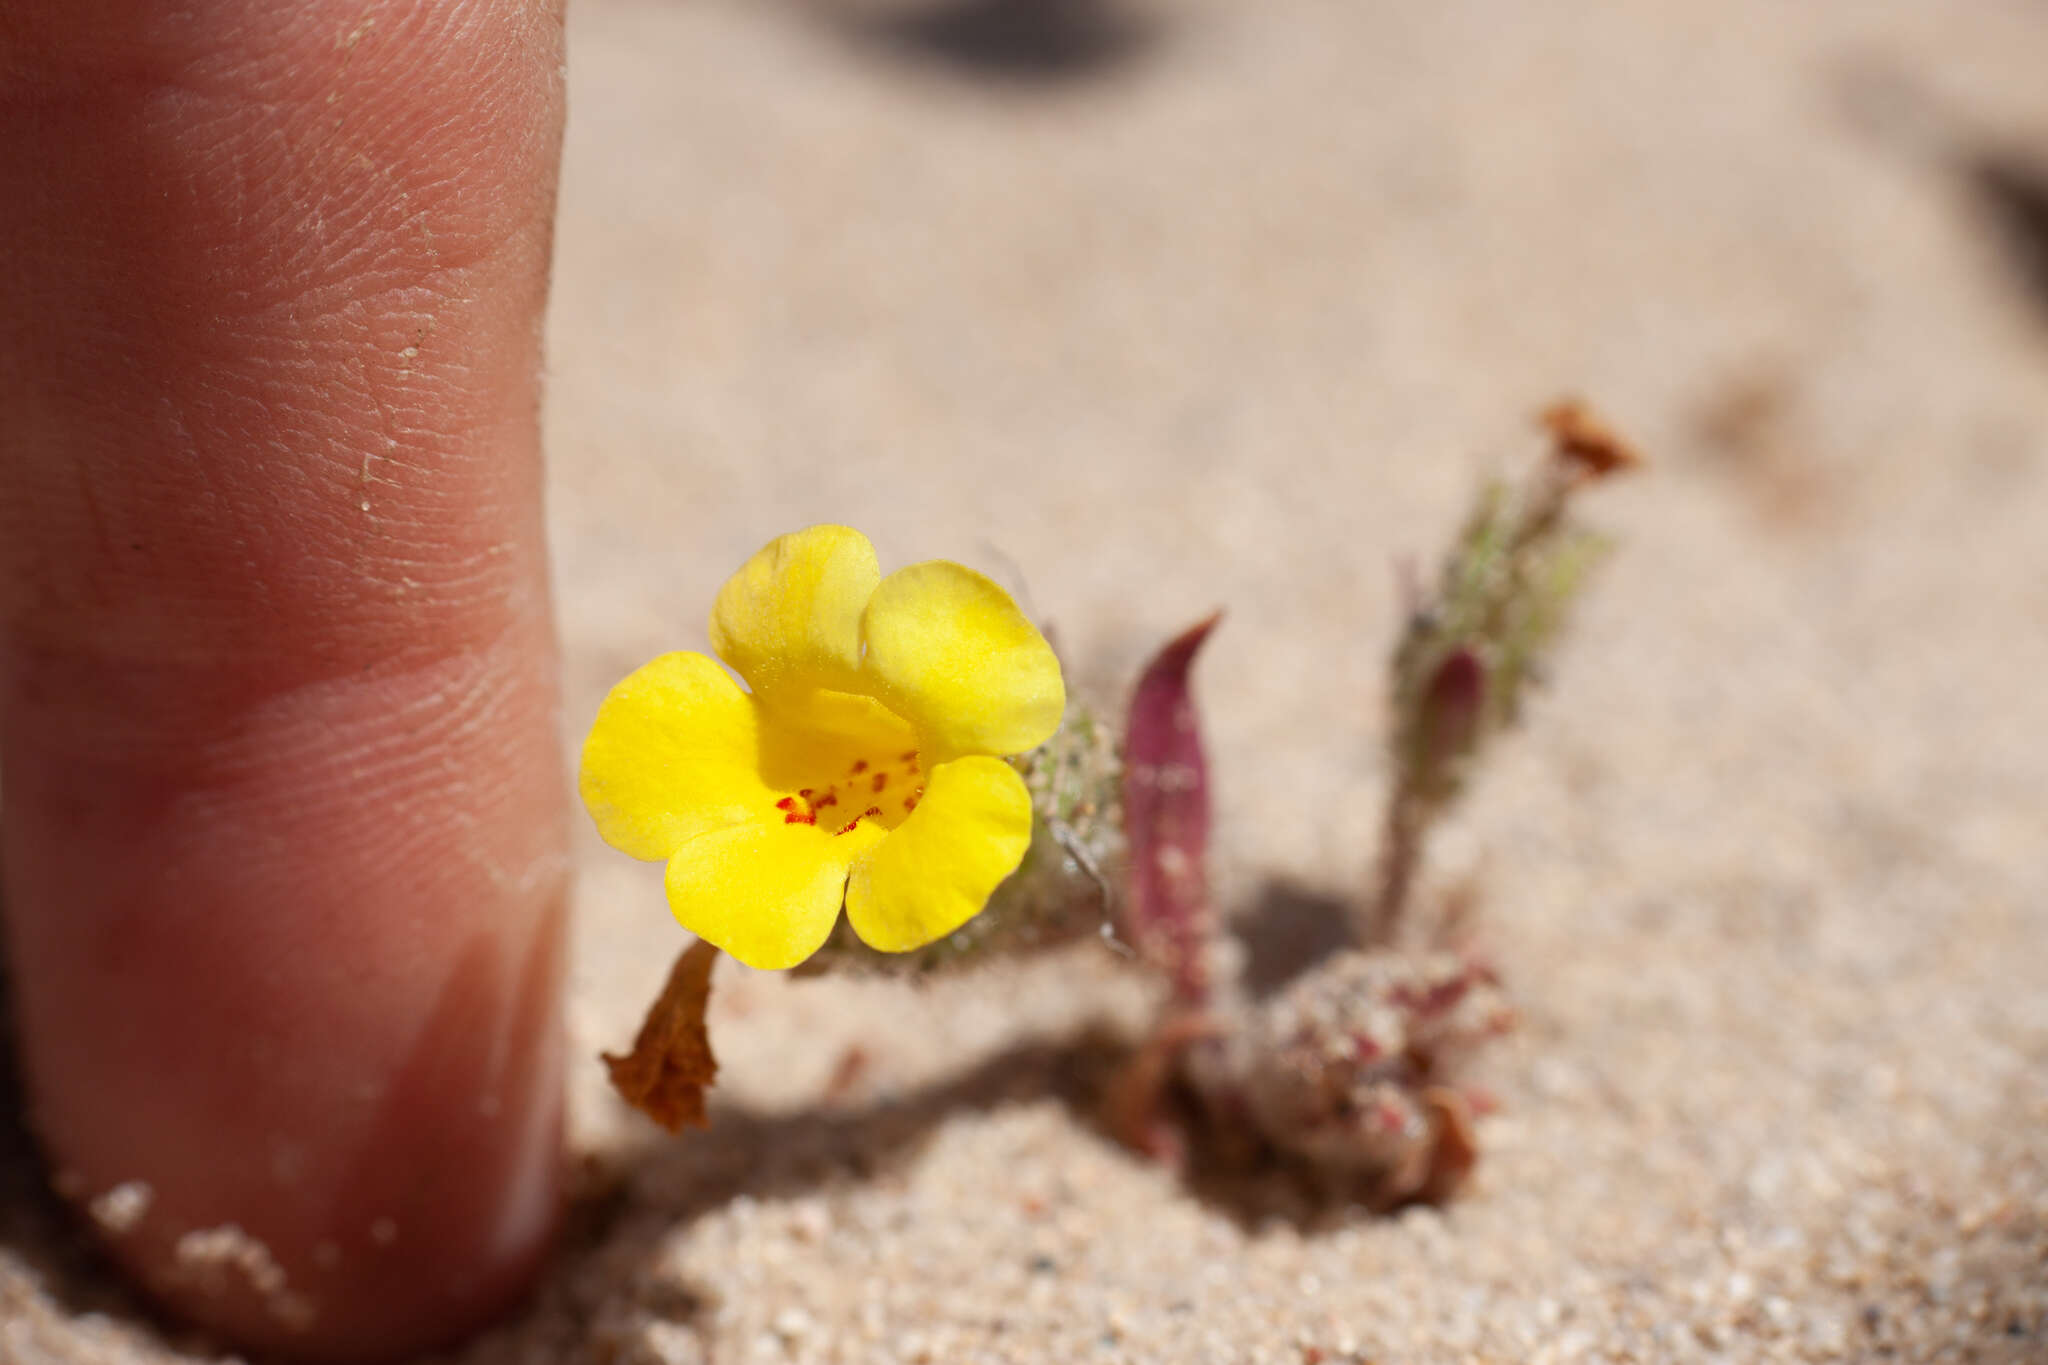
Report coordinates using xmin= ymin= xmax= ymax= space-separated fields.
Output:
xmin=580 ymin=525 xmax=1066 ymax=970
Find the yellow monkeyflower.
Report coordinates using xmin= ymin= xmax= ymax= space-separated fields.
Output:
xmin=580 ymin=525 xmax=1066 ymax=970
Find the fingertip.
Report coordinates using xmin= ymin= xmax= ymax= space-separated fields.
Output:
xmin=0 ymin=0 xmax=574 ymax=1356
xmin=5 ymin=628 xmax=573 ymax=1358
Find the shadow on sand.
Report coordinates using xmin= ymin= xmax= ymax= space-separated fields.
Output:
xmin=820 ymin=0 xmax=1161 ymax=88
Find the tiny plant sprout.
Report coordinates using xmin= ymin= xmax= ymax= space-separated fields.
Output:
xmin=586 ymin=402 xmax=1639 ymax=1205
xmin=1112 ymin=400 xmax=1641 ymax=1206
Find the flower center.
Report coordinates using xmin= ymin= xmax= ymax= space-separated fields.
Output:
xmin=774 ymin=750 xmax=924 ymax=836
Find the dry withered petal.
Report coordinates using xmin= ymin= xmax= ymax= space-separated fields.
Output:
xmin=1122 ymin=611 xmax=1221 ymax=1007
xmin=1539 ymin=397 xmax=1645 ymax=478
xmin=603 ymin=938 xmax=721 ymax=1132
xmin=1415 ymin=1086 xmax=1481 ymax=1205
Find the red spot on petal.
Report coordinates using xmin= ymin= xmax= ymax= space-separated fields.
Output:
xmin=836 ymin=805 xmax=884 ymax=835
xmin=850 ymin=759 xmax=868 ymax=775
xmin=814 ymin=792 xmax=838 ymax=809
xmin=872 ymin=772 xmax=888 ymax=793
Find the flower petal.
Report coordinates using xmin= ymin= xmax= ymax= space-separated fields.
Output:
xmin=755 ymin=689 xmax=920 ymax=795
xmin=859 ymin=561 xmax=1064 ymax=760
xmin=844 ymin=755 xmax=1033 ymax=952
xmin=579 ymin=652 xmax=773 ymax=861
xmin=666 ymin=820 xmax=887 ymax=970
xmin=710 ymin=525 xmax=880 ymax=698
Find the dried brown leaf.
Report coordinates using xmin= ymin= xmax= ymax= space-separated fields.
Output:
xmin=603 ymin=938 xmax=720 ymax=1132
xmin=1415 ymin=1086 xmax=1480 ymax=1205
xmin=1539 ymin=397 xmax=1645 ymax=478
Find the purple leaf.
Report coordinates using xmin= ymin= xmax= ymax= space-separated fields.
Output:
xmin=1122 ymin=612 xmax=1221 ymax=1007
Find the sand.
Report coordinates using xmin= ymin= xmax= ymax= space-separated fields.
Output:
xmin=4 ymin=0 xmax=2046 ymax=1360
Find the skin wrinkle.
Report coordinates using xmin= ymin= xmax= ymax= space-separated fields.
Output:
xmin=1 ymin=0 xmax=550 ymax=133
xmin=6 ymin=25 xmax=552 ymax=329
xmin=275 ymin=743 xmax=552 ymax=923
xmin=157 ymin=185 xmax=516 ymax=361
xmin=7 ymin=396 xmax=534 ymax=634
xmin=181 ymin=315 xmax=477 ymax=456
xmin=6 ymin=636 xmax=558 ymax=944
xmin=2 ymin=558 xmax=549 ymax=770
xmin=1 ymin=312 xmax=544 ymax=662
